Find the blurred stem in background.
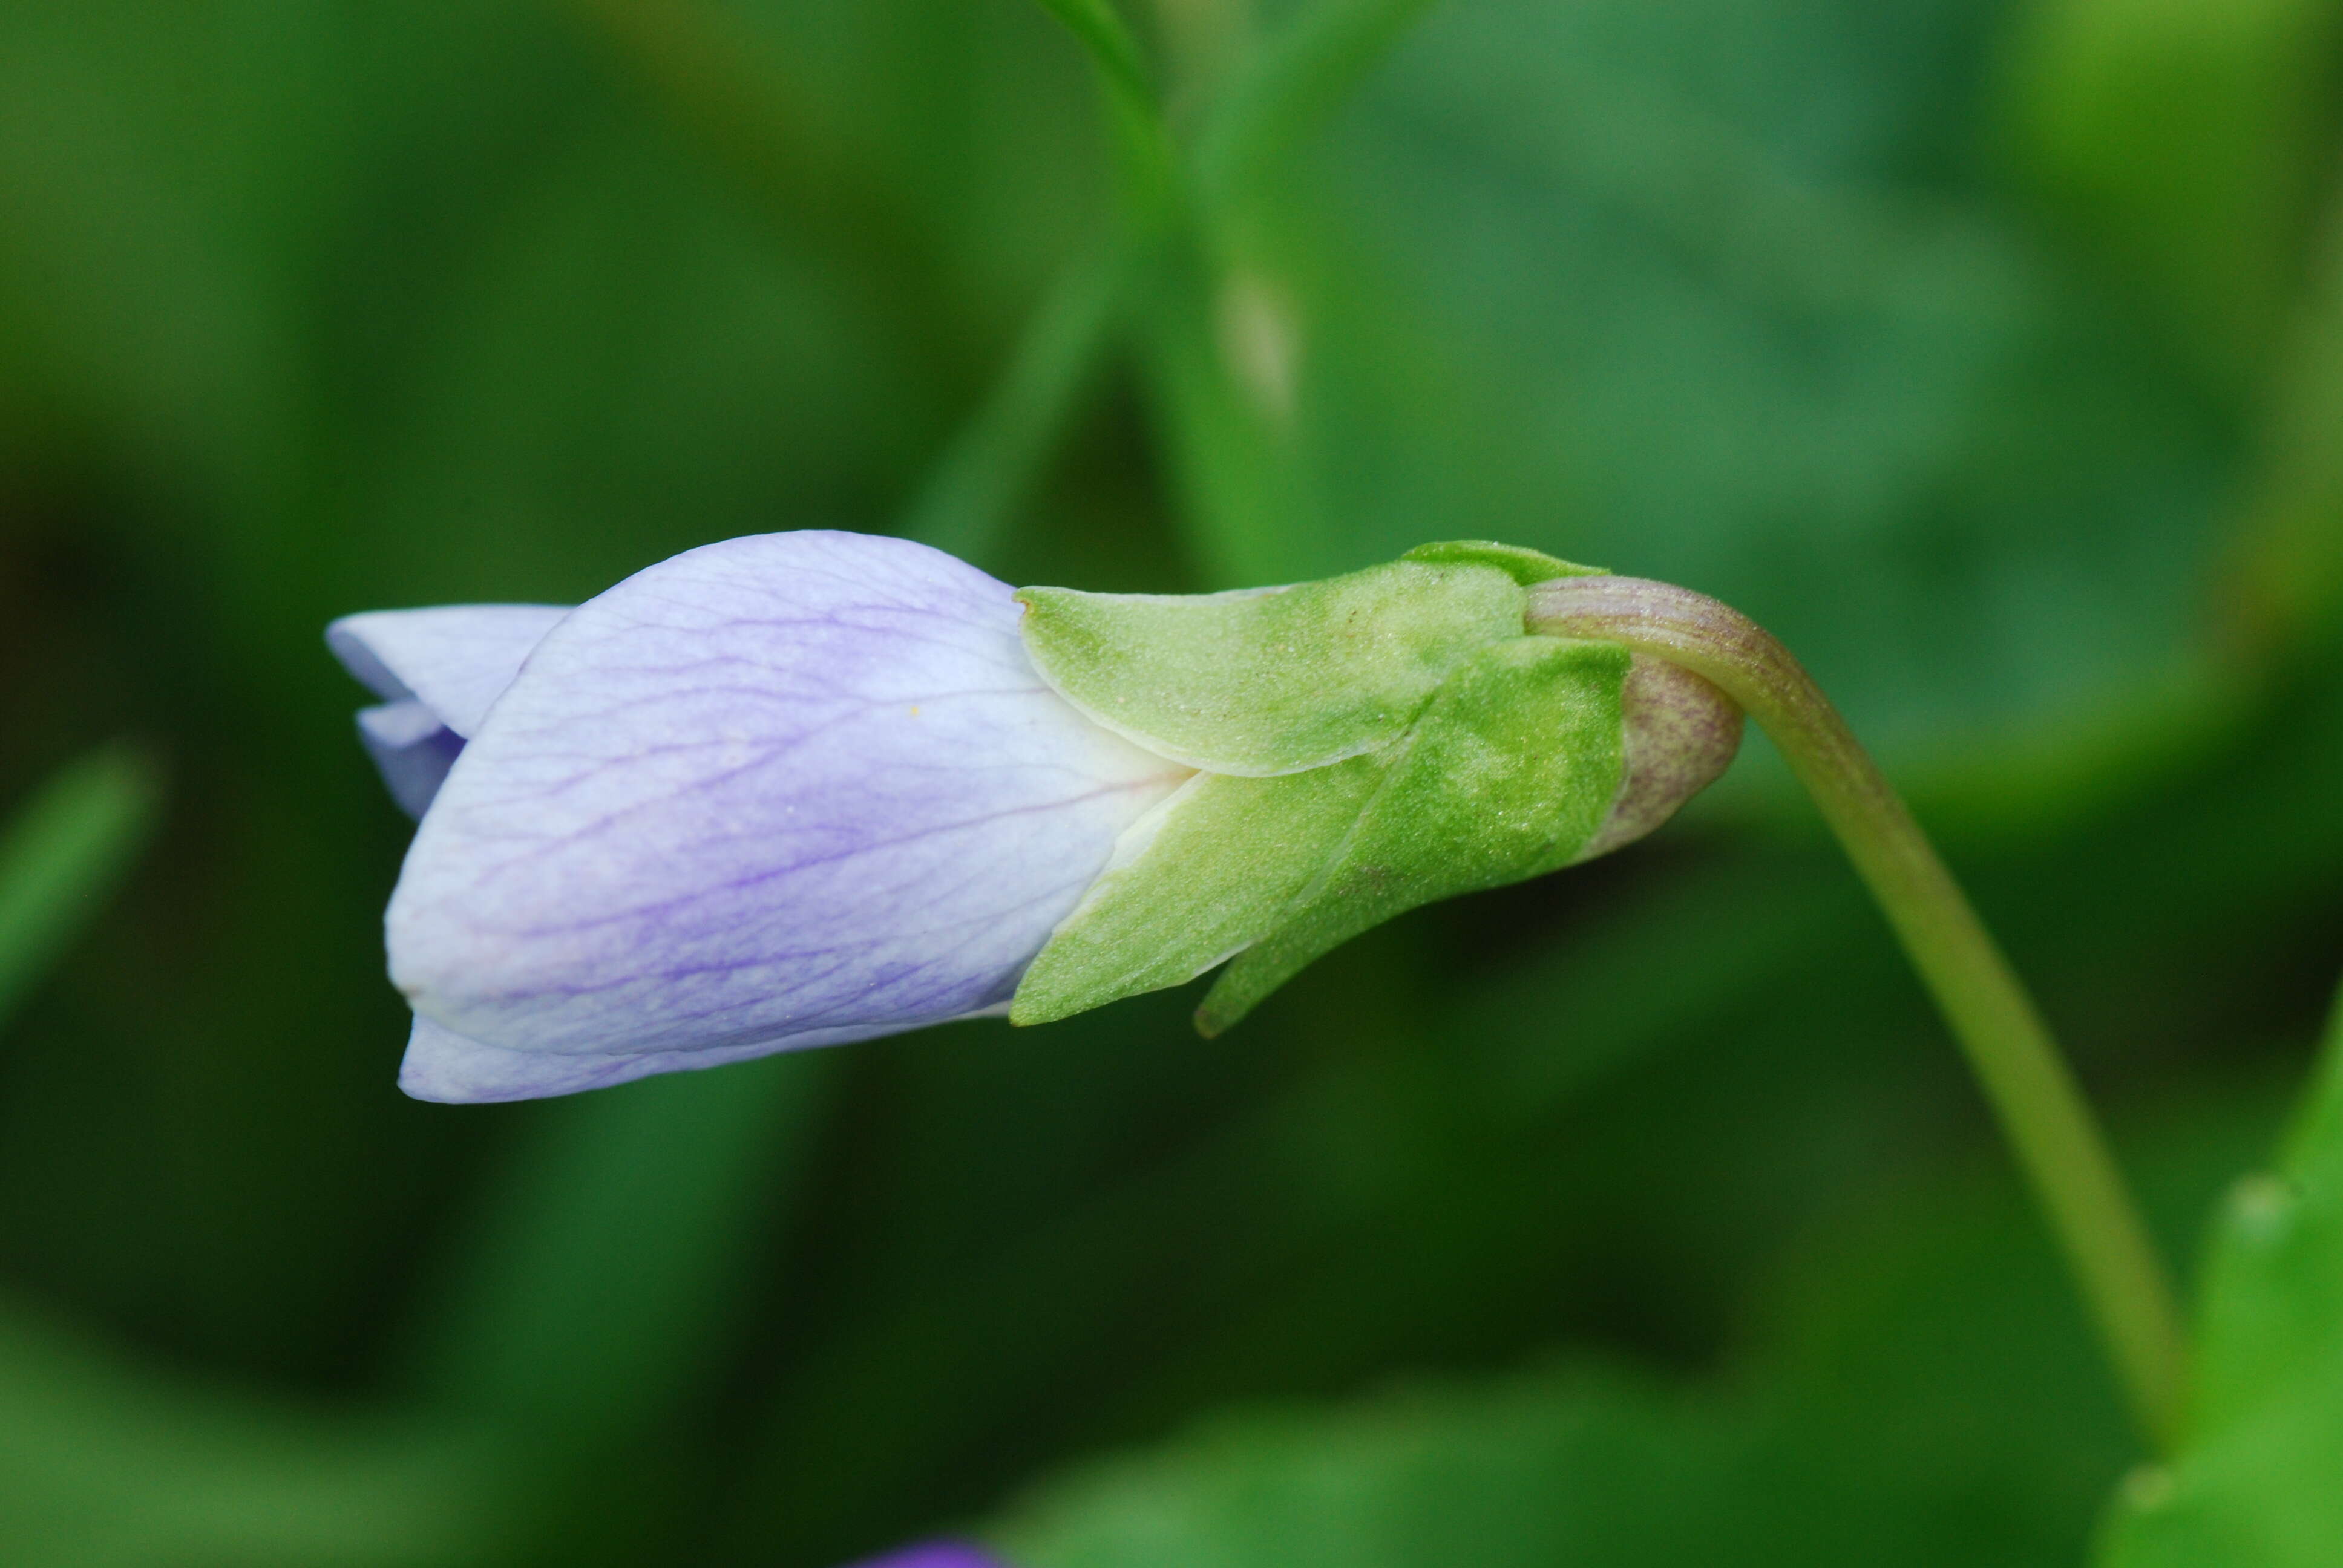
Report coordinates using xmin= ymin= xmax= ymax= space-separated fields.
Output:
xmin=1527 ymin=577 xmax=2191 ymax=1454
xmin=1035 ymin=0 xmax=1185 ymax=232
xmin=552 ymin=0 xmax=977 ymax=388
xmin=1032 ymin=0 xmax=1446 ymax=587
xmin=1190 ymin=0 xmax=1439 ymax=214
xmin=0 ymin=745 xmax=163 ymax=1033
xmin=906 ymin=238 xmax=1133 ymax=565
xmin=398 ymin=1055 xmax=834 ymax=1547
xmin=1172 ymin=0 xmax=1443 ymax=586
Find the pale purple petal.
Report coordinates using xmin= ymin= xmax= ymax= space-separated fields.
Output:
xmin=839 ymin=1545 xmax=1012 ymax=1568
xmin=327 ymin=604 xmax=572 ymax=737
xmin=331 ymin=605 xmax=573 ymax=817
xmin=386 ymin=531 xmax=1188 ymax=1083
xmin=357 ymin=701 xmax=467 ymax=820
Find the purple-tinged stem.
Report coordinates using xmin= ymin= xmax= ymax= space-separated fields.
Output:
xmin=1528 ymin=574 xmax=2189 ymax=1454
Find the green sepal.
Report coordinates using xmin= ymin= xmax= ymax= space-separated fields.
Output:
xmin=1009 ymin=635 xmax=1631 ymax=1031
xmin=1015 ymin=558 xmax=1530 ymax=776
xmin=1008 ymin=759 xmax=1383 ymax=1026
xmin=1196 ymin=635 xmax=1629 ymax=1033
xmin=1400 ymin=540 xmax=1604 ymax=585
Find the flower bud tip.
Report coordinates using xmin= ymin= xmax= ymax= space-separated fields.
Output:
xmin=1572 ymin=653 xmax=1742 ymax=862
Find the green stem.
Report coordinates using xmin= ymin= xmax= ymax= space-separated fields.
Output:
xmin=903 ymin=240 xmax=1131 ymax=564
xmin=0 ymin=742 xmax=162 ymax=1031
xmin=1527 ymin=574 xmax=2191 ymax=1454
xmin=552 ymin=0 xmax=965 ymax=380
xmin=1029 ymin=0 xmax=1186 ymax=232
xmin=1194 ymin=0 xmax=1440 ymax=213
xmin=1031 ymin=0 xmax=1156 ymax=108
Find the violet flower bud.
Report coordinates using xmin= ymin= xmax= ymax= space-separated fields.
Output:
xmin=329 ymin=532 xmax=1188 ymax=1103
xmin=332 ymin=533 xmax=1740 ymax=1102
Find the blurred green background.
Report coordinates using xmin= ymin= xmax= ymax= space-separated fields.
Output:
xmin=4 ymin=0 xmax=2343 ymax=1563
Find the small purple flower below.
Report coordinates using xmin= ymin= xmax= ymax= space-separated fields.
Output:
xmin=839 ymin=1543 xmax=1014 ymax=1568
xmin=329 ymin=532 xmax=1188 ymax=1104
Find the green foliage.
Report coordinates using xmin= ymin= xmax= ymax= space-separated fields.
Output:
xmin=401 ymin=1056 xmax=834 ymax=1439
xmin=999 ymin=1362 xmax=1773 ymax=1568
xmin=2000 ymin=0 xmax=2342 ymax=386
xmin=0 ymin=1298 xmax=490 ymax=1568
xmin=2 ymin=0 xmax=2342 ymax=1564
xmin=1027 ymin=0 xmax=1154 ymax=104
xmin=2099 ymin=988 xmax=2343 ymax=1566
xmin=1173 ymin=0 xmax=2244 ymax=782
xmin=991 ymin=1084 xmax=2283 ymax=1568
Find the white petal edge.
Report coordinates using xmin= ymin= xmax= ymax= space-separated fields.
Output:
xmin=328 ymin=604 xmax=572 ymax=737
xmin=396 ymin=1008 xmax=1007 ymax=1103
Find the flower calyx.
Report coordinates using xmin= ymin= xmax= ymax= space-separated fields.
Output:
xmin=1009 ymin=541 xmax=1742 ymax=1034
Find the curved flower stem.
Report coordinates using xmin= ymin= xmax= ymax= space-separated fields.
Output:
xmin=1527 ymin=574 xmax=2191 ymax=1454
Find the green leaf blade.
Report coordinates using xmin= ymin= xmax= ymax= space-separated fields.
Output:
xmin=2099 ymin=982 xmax=2343 ymax=1566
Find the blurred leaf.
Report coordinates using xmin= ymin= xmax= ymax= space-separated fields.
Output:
xmin=0 ymin=744 xmax=160 ymax=1032
xmin=384 ymin=1055 xmax=838 ymax=1566
xmin=2099 ymin=982 xmax=2343 ymax=1566
xmin=404 ymin=1055 xmax=834 ymax=1440
xmin=997 ymin=1361 xmax=1778 ymax=1568
xmin=0 ymin=1296 xmax=490 ymax=1568
xmin=1997 ymin=0 xmax=2342 ymax=388
xmin=327 ymin=0 xmax=1113 ymax=613
xmin=555 ymin=0 xmax=950 ymax=290
xmin=0 ymin=0 xmax=335 ymax=574
xmin=989 ymin=1076 xmax=2282 ymax=1568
